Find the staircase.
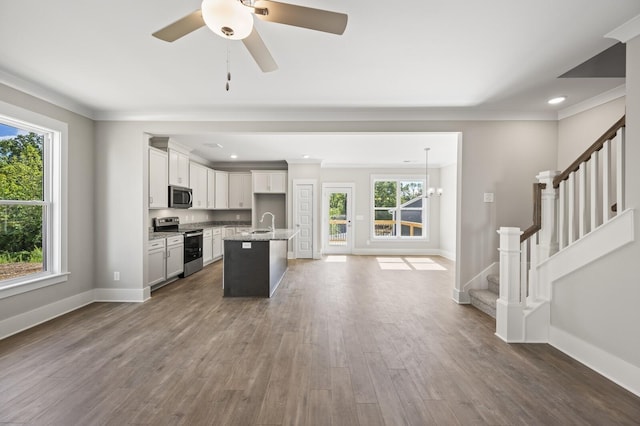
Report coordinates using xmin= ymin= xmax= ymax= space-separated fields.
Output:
xmin=469 ymin=274 xmax=499 ymax=318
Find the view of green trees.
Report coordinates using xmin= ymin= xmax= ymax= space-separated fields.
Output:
xmin=373 ymin=180 xmax=424 ymax=237
xmin=0 ymin=131 xmax=44 ymax=264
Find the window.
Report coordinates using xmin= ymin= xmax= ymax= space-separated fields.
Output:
xmin=0 ymin=104 xmax=66 ymax=297
xmin=372 ymin=177 xmax=426 ymax=240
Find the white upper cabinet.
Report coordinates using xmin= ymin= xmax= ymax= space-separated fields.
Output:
xmin=149 ymin=148 xmax=168 ymax=209
xmin=215 ymin=170 xmax=229 ymax=209
xmin=207 ymin=168 xmax=216 ymax=209
xmin=228 ymin=173 xmax=252 ymax=209
xmin=252 ymin=171 xmax=287 ymax=193
xmin=189 ymin=162 xmax=208 ymax=209
xmin=168 ymin=149 xmax=190 ymax=187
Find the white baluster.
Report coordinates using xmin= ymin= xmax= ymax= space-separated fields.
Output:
xmin=529 ymin=236 xmax=538 ymax=304
xmin=559 ymin=181 xmax=566 ymax=250
xmin=602 ymin=140 xmax=611 ymax=223
xmin=568 ymin=173 xmax=576 ymax=244
xmin=616 ymin=128 xmax=625 ymax=214
xmin=590 ymin=151 xmax=599 ymax=230
xmin=578 ymin=162 xmax=587 ymax=238
xmin=520 ymin=240 xmax=528 ymax=305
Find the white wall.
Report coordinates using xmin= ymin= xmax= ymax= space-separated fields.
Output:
xmin=439 ymin=163 xmax=457 ymax=260
xmin=557 ymin=97 xmax=626 ymax=170
xmin=0 ymin=83 xmax=95 ymax=322
xmin=320 ymin=167 xmax=442 ymax=255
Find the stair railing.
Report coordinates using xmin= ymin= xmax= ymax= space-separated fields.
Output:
xmin=554 ymin=116 xmax=626 ymax=248
xmin=497 ymin=116 xmax=626 ymax=342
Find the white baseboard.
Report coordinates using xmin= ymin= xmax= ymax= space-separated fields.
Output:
xmin=452 ymin=287 xmax=470 ymax=304
xmin=439 ymin=249 xmax=456 ymax=261
xmin=550 ymin=326 xmax=640 ymax=397
xmin=351 ymin=248 xmax=443 ymax=256
xmin=0 ymin=290 xmax=95 ymax=340
xmin=94 ymin=287 xmax=149 ymax=303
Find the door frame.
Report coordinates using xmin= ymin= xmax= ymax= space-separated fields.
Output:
xmin=293 ymin=179 xmax=318 ymax=259
xmin=322 ymin=183 xmax=355 ymax=254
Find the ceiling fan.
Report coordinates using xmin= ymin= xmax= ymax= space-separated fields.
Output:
xmin=152 ymin=0 xmax=348 ymax=73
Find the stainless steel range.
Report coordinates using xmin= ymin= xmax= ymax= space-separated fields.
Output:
xmin=153 ymin=217 xmax=203 ymax=277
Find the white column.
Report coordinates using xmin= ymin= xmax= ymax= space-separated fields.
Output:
xmin=496 ymin=227 xmax=524 ymax=342
xmin=536 ymin=171 xmax=560 ymax=261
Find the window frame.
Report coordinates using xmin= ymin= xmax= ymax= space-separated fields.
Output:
xmin=0 ymin=101 xmax=68 ymax=299
xmin=371 ymin=174 xmax=428 ymax=241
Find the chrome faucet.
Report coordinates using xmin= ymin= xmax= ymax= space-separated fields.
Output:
xmin=260 ymin=211 xmax=275 ymax=231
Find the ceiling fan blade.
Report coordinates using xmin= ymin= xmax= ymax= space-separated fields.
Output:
xmin=253 ymin=1 xmax=348 ymax=35
xmin=242 ymin=27 xmax=278 ymax=72
xmin=152 ymin=10 xmax=205 ymax=42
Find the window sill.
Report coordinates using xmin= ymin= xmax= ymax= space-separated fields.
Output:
xmin=0 ymin=272 xmax=70 ymax=300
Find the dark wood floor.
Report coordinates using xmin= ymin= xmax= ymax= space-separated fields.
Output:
xmin=1 ymin=255 xmax=639 ymax=425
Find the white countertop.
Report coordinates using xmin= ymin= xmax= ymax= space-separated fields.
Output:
xmin=223 ymin=229 xmax=299 ymax=241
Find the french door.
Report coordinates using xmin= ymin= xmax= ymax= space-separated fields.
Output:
xmin=322 ymin=185 xmax=354 ymax=254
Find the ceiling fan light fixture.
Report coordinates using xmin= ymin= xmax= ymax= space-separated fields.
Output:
xmin=201 ymin=0 xmax=254 ymax=40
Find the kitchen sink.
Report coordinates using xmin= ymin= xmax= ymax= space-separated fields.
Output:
xmin=251 ymin=229 xmax=272 ymax=234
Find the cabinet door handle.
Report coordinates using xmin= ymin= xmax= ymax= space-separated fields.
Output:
xmin=150 ymin=196 xmax=153 ymax=204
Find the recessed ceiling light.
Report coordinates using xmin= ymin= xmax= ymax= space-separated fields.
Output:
xmin=548 ymin=96 xmax=567 ymax=105
xmin=230 ymin=154 xmax=238 ymax=159
xmin=302 ymin=154 xmax=310 ymax=159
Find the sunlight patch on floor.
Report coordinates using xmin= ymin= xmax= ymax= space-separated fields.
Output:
xmin=376 ymin=256 xmax=447 ymax=271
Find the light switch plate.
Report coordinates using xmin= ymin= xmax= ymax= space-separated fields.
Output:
xmin=484 ymin=193 xmax=494 ymax=203
xmin=242 ymin=242 xmax=252 ymax=249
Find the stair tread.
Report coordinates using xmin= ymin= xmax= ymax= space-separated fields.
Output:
xmin=469 ymin=289 xmax=498 ymax=307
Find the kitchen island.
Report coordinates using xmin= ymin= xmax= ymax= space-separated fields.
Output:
xmin=223 ymin=229 xmax=298 ymax=297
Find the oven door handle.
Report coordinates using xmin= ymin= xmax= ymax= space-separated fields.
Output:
xmin=186 ymin=231 xmax=203 ymax=237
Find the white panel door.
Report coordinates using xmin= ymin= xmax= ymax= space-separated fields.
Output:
xmin=294 ymin=183 xmax=314 ymax=259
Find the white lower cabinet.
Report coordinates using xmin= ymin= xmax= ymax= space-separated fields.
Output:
xmin=166 ymin=235 xmax=184 ymax=279
xmin=203 ymin=228 xmax=213 ymax=265
xmin=212 ymin=228 xmax=223 ymax=259
xmin=147 ymin=239 xmax=167 ymax=287
xmin=148 ymin=235 xmax=184 ymax=288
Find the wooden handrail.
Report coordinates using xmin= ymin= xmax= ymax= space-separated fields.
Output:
xmin=520 ymin=183 xmax=546 ymax=243
xmin=553 ymin=115 xmax=626 ymax=188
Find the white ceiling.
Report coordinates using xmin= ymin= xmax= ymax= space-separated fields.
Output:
xmin=171 ymin=132 xmax=459 ymax=167
xmin=0 ymin=0 xmax=638 ymax=166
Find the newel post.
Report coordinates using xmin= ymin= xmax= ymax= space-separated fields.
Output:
xmin=536 ymin=170 xmax=561 ymax=261
xmin=496 ymin=227 xmax=524 ymax=342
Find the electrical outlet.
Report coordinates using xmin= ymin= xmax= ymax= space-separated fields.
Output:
xmin=236 ymin=214 xmax=240 ymax=220
xmin=484 ymin=193 xmax=494 ymax=203
xmin=114 ymin=271 xmax=120 ymax=281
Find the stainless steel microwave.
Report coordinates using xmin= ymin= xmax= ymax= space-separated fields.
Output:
xmin=168 ymin=185 xmax=192 ymax=209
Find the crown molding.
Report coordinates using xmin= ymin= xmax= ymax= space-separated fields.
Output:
xmin=0 ymin=68 xmax=94 ymax=120
xmin=606 ymin=14 xmax=640 ymax=43
xmin=93 ymin=107 xmax=557 ymax=122
xmin=557 ymin=85 xmax=625 ymax=120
